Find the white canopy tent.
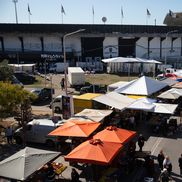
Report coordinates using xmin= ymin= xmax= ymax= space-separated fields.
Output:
xmin=93 ymin=92 xmax=135 ymax=111
xmin=75 ymin=109 xmax=113 ymax=122
xmin=152 ymin=103 xmax=178 ymax=114
xmin=115 ymin=76 xmax=168 ymax=96
xmin=102 ymin=57 xmax=161 ymax=64
xmin=157 ymin=88 xmax=182 ymax=100
xmin=0 ymin=147 xmax=60 ymax=181
xmin=127 ymin=98 xmax=156 ymax=111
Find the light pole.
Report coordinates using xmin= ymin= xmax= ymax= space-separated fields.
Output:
xmin=63 ymin=29 xmax=85 ymax=95
xmin=164 ymin=30 xmax=178 ymax=68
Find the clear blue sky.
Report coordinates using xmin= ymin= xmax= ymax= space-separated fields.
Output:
xmin=0 ymin=0 xmax=181 ymax=25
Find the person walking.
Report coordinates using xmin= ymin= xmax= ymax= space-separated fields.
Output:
xmin=60 ymin=78 xmax=65 ymax=90
xmin=163 ymin=156 xmax=172 ymax=176
xmin=178 ymin=153 xmax=182 ymax=175
xmin=137 ymin=134 xmax=145 ymax=152
xmin=5 ymin=126 xmax=13 ymax=144
xmin=158 ymin=150 xmax=165 ymax=170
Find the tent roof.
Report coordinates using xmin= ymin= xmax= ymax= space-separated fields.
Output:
xmin=159 ymin=78 xmax=178 ymax=86
xmin=102 ymin=57 xmax=161 ymax=64
xmin=153 ymin=103 xmax=178 ymax=114
xmin=93 ymin=92 xmax=135 ymax=111
xmin=48 ymin=119 xmax=101 ymax=137
xmin=93 ymin=126 xmax=136 ymax=144
xmin=157 ymin=88 xmax=182 ymax=100
xmin=75 ymin=109 xmax=113 ymax=122
xmin=65 ymin=139 xmax=122 ymax=165
xmin=0 ymin=147 xmax=60 ymax=181
xmin=172 ymin=82 xmax=182 ymax=88
xmin=127 ymin=98 xmax=156 ymax=111
xmin=115 ymin=76 xmax=168 ymax=96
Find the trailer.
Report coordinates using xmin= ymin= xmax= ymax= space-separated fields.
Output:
xmin=68 ymin=67 xmax=85 ymax=86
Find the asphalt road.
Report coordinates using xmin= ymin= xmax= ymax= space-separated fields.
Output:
xmin=142 ymin=126 xmax=182 ymax=181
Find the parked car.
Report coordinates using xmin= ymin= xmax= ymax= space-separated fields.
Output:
xmin=11 ymin=75 xmax=24 ymax=88
xmin=31 ymin=88 xmax=54 ymax=103
xmin=13 ymin=119 xmax=63 ymax=146
xmin=14 ymin=71 xmax=36 ymax=84
xmin=80 ymin=84 xmax=107 ymax=94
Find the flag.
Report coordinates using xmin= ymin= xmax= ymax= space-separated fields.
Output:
xmin=121 ymin=6 xmax=124 ymax=18
xmin=169 ymin=9 xmax=173 ymax=16
xmin=28 ymin=4 xmax=32 ymax=15
xmin=92 ymin=6 xmax=94 ymax=16
xmin=147 ymin=9 xmax=151 ymax=16
xmin=61 ymin=4 xmax=65 ymax=15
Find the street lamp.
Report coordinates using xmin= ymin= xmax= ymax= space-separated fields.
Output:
xmin=63 ymin=29 xmax=85 ymax=95
xmin=164 ymin=30 xmax=178 ymax=68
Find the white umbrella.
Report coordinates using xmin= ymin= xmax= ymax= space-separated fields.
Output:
xmin=0 ymin=147 xmax=60 ymax=181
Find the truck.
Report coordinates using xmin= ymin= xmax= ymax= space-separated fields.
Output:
xmin=68 ymin=67 xmax=85 ymax=87
xmin=50 ymin=93 xmax=102 ymax=114
xmin=49 ymin=63 xmax=68 ymax=73
xmin=13 ymin=119 xmax=63 ymax=146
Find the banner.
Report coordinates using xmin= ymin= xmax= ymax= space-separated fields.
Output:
xmin=62 ymin=95 xmax=74 ymax=119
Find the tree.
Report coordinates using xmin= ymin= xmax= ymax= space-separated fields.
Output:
xmin=0 ymin=82 xmax=36 ymax=145
xmin=0 ymin=60 xmax=13 ymax=81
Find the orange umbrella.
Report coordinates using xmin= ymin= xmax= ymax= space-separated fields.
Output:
xmin=93 ymin=126 xmax=136 ymax=144
xmin=65 ymin=139 xmax=123 ymax=165
xmin=48 ymin=119 xmax=100 ymax=137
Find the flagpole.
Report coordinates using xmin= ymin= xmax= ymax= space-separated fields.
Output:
xmin=121 ymin=6 xmax=123 ymax=25
xmin=62 ymin=12 xmax=63 ymax=24
xmin=92 ymin=6 xmax=94 ymax=24
xmin=12 ymin=0 xmax=18 ymax=24
xmin=28 ymin=13 xmax=31 ymax=24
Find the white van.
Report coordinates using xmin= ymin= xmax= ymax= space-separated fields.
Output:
xmin=14 ymin=119 xmax=63 ymax=146
xmin=50 ymin=95 xmax=62 ymax=113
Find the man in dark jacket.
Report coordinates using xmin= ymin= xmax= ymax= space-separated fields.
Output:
xmin=178 ymin=154 xmax=182 ymax=175
xmin=137 ymin=134 xmax=145 ymax=152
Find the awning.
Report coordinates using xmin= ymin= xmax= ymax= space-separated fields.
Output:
xmin=75 ymin=109 xmax=113 ymax=122
xmin=93 ymin=92 xmax=135 ymax=111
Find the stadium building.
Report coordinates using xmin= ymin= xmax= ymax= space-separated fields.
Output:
xmin=0 ymin=23 xmax=182 ymax=72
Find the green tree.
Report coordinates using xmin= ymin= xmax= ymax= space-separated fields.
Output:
xmin=0 ymin=60 xmax=13 ymax=81
xmin=0 ymin=82 xmax=35 ymax=145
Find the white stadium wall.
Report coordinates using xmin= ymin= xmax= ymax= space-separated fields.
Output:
xmin=3 ymin=35 xmax=21 ymax=51
xmin=149 ymin=37 xmax=160 ymax=59
xmin=136 ymin=37 xmax=148 ymax=58
xmin=43 ymin=36 xmax=62 ymax=52
xmin=24 ymin=35 xmax=42 ymax=51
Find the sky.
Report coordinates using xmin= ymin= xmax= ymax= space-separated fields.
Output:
xmin=0 ymin=0 xmax=181 ymax=25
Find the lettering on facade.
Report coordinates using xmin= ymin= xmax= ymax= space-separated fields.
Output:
xmin=41 ymin=54 xmax=63 ymax=59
